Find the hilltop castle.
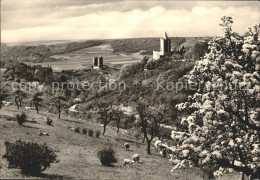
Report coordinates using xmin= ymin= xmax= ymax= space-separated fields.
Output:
xmin=153 ymin=32 xmax=171 ymax=60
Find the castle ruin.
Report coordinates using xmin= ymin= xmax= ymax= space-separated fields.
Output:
xmin=153 ymin=32 xmax=171 ymax=60
xmin=93 ymin=56 xmax=103 ymax=70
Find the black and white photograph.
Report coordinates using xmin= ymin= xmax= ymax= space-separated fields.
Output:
xmin=0 ymin=0 xmax=259 ymax=179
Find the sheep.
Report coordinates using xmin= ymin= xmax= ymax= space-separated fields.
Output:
xmin=25 ymin=106 xmax=35 ymax=110
xmin=123 ymin=159 xmax=134 ymax=166
xmin=39 ymin=132 xmax=49 ymax=136
xmin=124 ymin=143 xmax=130 ymax=151
xmin=132 ymin=154 xmax=140 ymax=163
xmin=68 ymin=127 xmax=76 ymax=131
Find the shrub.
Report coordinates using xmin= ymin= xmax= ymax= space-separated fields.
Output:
xmin=95 ymin=130 xmax=101 ymax=138
xmin=75 ymin=127 xmax=80 ymax=133
xmin=87 ymin=113 xmax=92 ymax=119
xmin=82 ymin=128 xmax=87 ymax=134
xmin=97 ymin=147 xmax=117 ymax=166
xmin=88 ymin=129 xmax=93 ymax=137
xmin=3 ymin=140 xmax=57 ymax=176
xmin=46 ymin=117 xmax=53 ymax=126
xmin=16 ymin=112 xmax=26 ymax=125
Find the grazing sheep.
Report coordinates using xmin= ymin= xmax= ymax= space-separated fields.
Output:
xmin=132 ymin=154 xmax=140 ymax=163
xmin=123 ymin=159 xmax=134 ymax=166
xmin=39 ymin=132 xmax=49 ymax=136
xmin=68 ymin=127 xmax=76 ymax=131
xmin=3 ymin=101 xmax=12 ymax=106
xmin=124 ymin=143 xmax=130 ymax=151
xmin=25 ymin=106 xmax=35 ymax=110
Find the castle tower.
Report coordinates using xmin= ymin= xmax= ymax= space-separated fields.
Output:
xmin=160 ymin=31 xmax=171 ymax=55
xmin=93 ymin=57 xmax=98 ymax=66
xmin=98 ymin=56 xmax=103 ymax=67
xmin=153 ymin=31 xmax=171 ymax=60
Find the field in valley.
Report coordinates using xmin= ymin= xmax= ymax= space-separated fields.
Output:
xmin=0 ymin=106 xmax=240 ymax=179
xmin=31 ymin=43 xmax=141 ymax=72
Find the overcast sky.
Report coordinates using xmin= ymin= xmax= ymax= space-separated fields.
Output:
xmin=1 ymin=0 xmax=259 ymax=43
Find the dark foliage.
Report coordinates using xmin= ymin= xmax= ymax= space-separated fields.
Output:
xmin=75 ymin=127 xmax=80 ymax=133
xmin=95 ymin=130 xmax=101 ymax=138
xmin=82 ymin=128 xmax=87 ymax=134
xmin=46 ymin=117 xmax=53 ymax=126
xmin=3 ymin=140 xmax=57 ymax=176
xmin=16 ymin=112 xmax=27 ymax=125
xmin=97 ymin=147 xmax=117 ymax=166
xmin=88 ymin=129 xmax=94 ymax=137
xmin=87 ymin=113 xmax=92 ymax=119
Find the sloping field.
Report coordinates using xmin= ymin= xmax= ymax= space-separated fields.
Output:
xmin=0 ymin=106 xmax=240 ymax=179
xmin=32 ymin=43 xmax=141 ymax=71
xmin=0 ymin=106 xmax=198 ymax=179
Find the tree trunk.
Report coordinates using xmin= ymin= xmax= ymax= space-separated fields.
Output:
xmin=147 ymin=140 xmax=151 ymax=155
xmin=15 ymin=99 xmax=19 ymax=109
xmin=58 ymin=100 xmax=61 ymax=119
xmin=103 ymin=124 xmax=106 ymax=136
xmin=116 ymin=124 xmax=119 ymax=134
xmin=36 ymin=105 xmax=39 ymax=114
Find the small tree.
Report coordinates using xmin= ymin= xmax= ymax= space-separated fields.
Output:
xmin=52 ymin=90 xmax=66 ymax=119
xmin=97 ymin=101 xmax=113 ymax=136
xmin=31 ymin=92 xmax=43 ymax=114
xmin=3 ymin=140 xmax=57 ymax=176
xmin=14 ymin=88 xmax=27 ymax=109
xmin=171 ymin=17 xmax=260 ymax=178
xmin=112 ymin=109 xmax=124 ymax=134
xmin=136 ymin=101 xmax=165 ymax=154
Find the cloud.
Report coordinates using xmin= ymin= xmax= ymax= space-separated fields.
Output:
xmin=1 ymin=1 xmax=259 ymax=42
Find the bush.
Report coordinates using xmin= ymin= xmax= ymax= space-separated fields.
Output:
xmin=87 ymin=113 xmax=92 ymax=119
xmin=97 ymin=147 xmax=117 ymax=166
xmin=46 ymin=117 xmax=53 ymax=126
xmin=88 ymin=129 xmax=93 ymax=137
xmin=3 ymin=140 xmax=57 ymax=176
xmin=16 ymin=112 xmax=26 ymax=125
xmin=95 ymin=130 xmax=101 ymax=138
xmin=75 ymin=127 xmax=80 ymax=133
xmin=82 ymin=128 xmax=87 ymax=134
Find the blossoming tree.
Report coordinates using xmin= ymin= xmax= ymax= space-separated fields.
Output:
xmin=171 ymin=17 xmax=260 ymax=178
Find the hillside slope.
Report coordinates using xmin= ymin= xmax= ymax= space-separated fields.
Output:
xmin=0 ymin=106 xmax=240 ymax=179
xmin=0 ymin=106 xmax=201 ymax=179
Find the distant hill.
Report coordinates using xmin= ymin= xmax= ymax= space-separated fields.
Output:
xmin=109 ymin=37 xmax=186 ymax=55
xmin=1 ymin=37 xmax=209 ymax=67
xmin=1 ymin=40 xmax=104 ymax=64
